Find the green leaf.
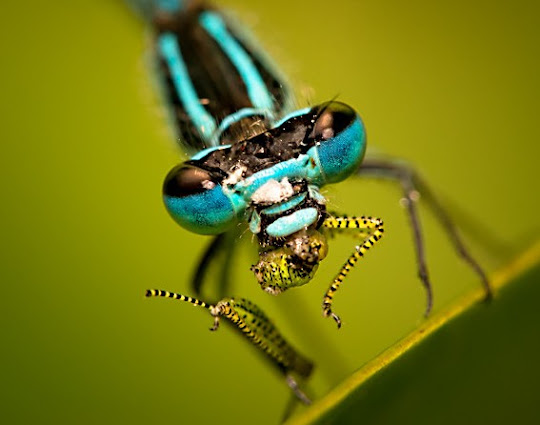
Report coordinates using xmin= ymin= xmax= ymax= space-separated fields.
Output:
xmin=288 ymin=241 xmax=540 ymax=425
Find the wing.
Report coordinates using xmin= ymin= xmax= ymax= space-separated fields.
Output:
xmin=134 ymin=0 xmax=293 ymax=154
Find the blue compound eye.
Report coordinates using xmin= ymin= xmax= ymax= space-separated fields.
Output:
xmin=312 ymin=102 xmax=366 ymax=184
xmin=163 ymin=163 xmax=236 ymax=235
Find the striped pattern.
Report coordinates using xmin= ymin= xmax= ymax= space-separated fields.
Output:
xmin=158 ymin=33 xmax=218 ymax=142
xmin=146 ymin=289 xmax=211 ymax=309
xmin=146 ymin=289 xmax=313 ymax=379
xmin=153 ymin=1 xmax=291 ymax=153
xmin=199 ymin=11 xmax=275 ymax=112
xmin=215 ymin=298 xmax=313 ymax=378
xmin=321 ymin=216 xmax=385 ymax=328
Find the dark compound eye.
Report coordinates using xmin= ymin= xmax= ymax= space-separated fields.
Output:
xmin=163 ymin=163 xmax=236 ymax=235
xmin=311 ymin=102 xmax=357 ymax=142
xmin=310 ymin=101 xmax=367 ymax=184
xmin=163 ymin=163 xmax=221 ymax=198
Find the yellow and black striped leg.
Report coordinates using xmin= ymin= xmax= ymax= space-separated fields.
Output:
xmin=145 ymin=289 xmax=220 ymax=331
xmin=146 ymin=289 xmax=313 ymax=404
xmin=357 ymin=159 xmax=492 ymax=315
xmin=322 ymin=216 xmax=384 ymax=328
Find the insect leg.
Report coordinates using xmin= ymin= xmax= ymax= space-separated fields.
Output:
xmin=215 ymin=298 xmax=313 ymax=380
xmin=285 ymin=375 xmax=312 ymax=406
xmin=322 ymin=216 xmax=384 ymax=328
xmin=146 ymin=289 xmax=313 ymax=404
xmin=191 ymin=233 xmax=226 ymax=297
xmin=357 ymin=159 xmax=492 ymax=316
xmin=220 ymin=299 xmax=314 ymax=403
xmin=217 ymin=230 xmax=237 ymax=298
xmin=191 ymin=229 xmax=238 ymax=300
xmin=146 ymin=289 xmax=220 ymax=330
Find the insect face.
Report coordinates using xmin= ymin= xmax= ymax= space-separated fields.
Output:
xmin=251 ymin=228 xmax=328 ymax=294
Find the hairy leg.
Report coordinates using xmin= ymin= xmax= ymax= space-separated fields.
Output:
xmin=322 ymin=216 xmax=384 ymax=328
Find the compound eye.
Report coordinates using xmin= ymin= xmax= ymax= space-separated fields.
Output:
xmin=163 ymin=163 xmax=236 ymax=235
xmin=312 ymin=102 xmax=358 ymax=142
xmin=311 ymin=101 xmax=367 ymax=184
xmin=163 ymin=163 xmax=219 ymax=198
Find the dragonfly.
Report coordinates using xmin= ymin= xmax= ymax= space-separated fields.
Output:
xmin=133 ymin=0 xmax=492 ymax=403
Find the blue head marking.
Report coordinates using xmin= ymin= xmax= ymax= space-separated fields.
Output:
xmin=266 ymin=208 xmax=319 ymax=238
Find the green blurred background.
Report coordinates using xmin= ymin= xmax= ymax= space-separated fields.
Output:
xmin=1 ymin=0 xmax=538 ymax=424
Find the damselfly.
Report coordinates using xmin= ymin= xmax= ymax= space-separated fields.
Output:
xmin=133 ymin=0 xmax=492 ymax=403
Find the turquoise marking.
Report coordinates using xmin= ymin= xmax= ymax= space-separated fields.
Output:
xmin=190 ymin=144 xmax=231 ymax=161
xmin=232 ymin=150 xmax=321 ymax=199
xmin=261 ymin=193 xmax=307 ymax=216
xmin=193 ymin=113 xmax=365 ymax=211
xmin=221 ymin=152 xmax=319 ymax=231
xmin=220 ymin=187 xmax=248 ymax=218
xmin=156 ymin=0 xmax=183 ymax=12
xmin=266 ymin=208 xmax=319 ymax=238
xmin=211 ymin=117 xmax=363 ymax=235
xmin=216 ymin=118 xmax=364 ymax=227
xmin=220 ymin=155 xmax=317 ymax=220
xmin=314 ymin=117 xmax=366 ymax=184
xmin=272 ymin=107 xmax=311 ymax=128
xmin=199 ymin=11 xmax=275 ymax=112
xmin=249 ymin=210 xmax=261 ymax=234
xmin=158 ymin=33 xmax=218 ymax=145
xmin=233 ymin=156 xmax=309 ymax=198
xmin=213 ymin=107 xmax=270 ymax=144
xmin=220 ymin=117 xmax=364 ymax=223
xmin=164 ymin=187 xmax=236 ymax=235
